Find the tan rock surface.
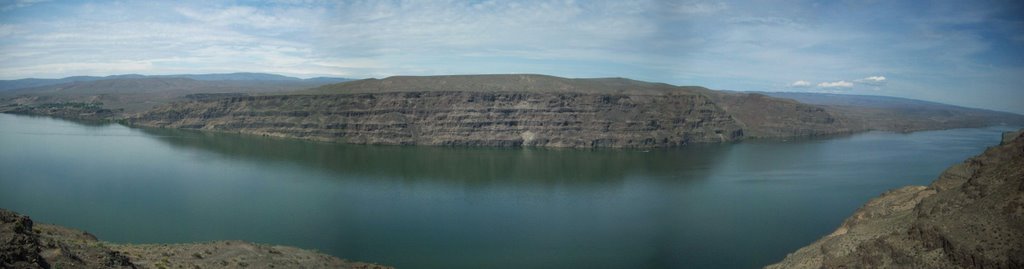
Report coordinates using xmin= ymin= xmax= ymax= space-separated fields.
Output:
xmin=767 ymin=130 xmax=1024 ymax=268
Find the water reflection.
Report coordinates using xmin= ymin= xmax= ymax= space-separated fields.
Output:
xmin=137 ymin=127 xmax=734 ymax=186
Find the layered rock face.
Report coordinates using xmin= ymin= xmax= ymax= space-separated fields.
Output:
xmin=8 ymin=74 xmax=1020 ymax=147
xmin=706 ymin=92 xmax=858 ymax=138
xmin=131 ymin=91 xmax=746 ymax=148
xmin=767 ymin=130 xmax=1024 ymax=269
xmin=128 ymin=75 xmax=862 ymax=148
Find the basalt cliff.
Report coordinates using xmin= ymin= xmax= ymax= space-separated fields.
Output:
xmin=126 ymin=74 xmax=853 ymax=148
xmin=766 ymin=130 xmax=1024 ymax=268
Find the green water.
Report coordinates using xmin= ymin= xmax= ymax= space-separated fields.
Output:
xmin=0 ymin=113 xmax=1015 ymax=268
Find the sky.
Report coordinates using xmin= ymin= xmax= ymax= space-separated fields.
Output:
xmin=0 ymin=0 xmax=1022 ymax=113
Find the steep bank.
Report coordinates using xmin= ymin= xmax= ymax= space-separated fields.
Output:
xmin=127 ymin=75 xmax=854 ymax=148
xmin=766 ymin=129 xmax=1024 ymax=268
xmin=0 ymin=209 xmax=390 ymax=269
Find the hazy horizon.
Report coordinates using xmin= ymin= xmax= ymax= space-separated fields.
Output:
xmin=1 ymin=0 xmax=1022 ymax=113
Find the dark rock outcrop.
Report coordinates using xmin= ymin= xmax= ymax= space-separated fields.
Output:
xmin=766 ymin=129 xmax=1024 ymax=268
xmin=1 ymin=209 xmax=134 ymax=269
xmin=0 ymin=209 xmax=48 ymax=268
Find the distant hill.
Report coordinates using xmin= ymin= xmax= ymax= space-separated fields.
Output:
xmin=162 ymin=72 xmax=302 ymax=81
xmin=293 ymin=77 xmax=353 ymax=84
xmin=0 ymin=76 xmax=110 ymax=91
xmin=759 ymin=92 xmax=992 ymax=111
xmin=760 ymin=92 xmax=1024 ymax=132
xmin=0 ymin=73 xmax=352 ymax=92
xmin=159 ymin=73 xmax=351 ymax=83
xmin=0 ymin=74 xmax=353 ymax=112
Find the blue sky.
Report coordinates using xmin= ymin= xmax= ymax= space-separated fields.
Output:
xmin=1 ymin=0 xmax=1022 ymax=113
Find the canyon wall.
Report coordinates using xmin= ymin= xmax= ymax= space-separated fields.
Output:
xmin=130 ymin=91 xmax=746 ymax=148
xmin=127 ymin=75 xmax=857 ymax=148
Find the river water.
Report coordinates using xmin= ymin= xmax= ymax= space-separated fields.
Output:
xmin=0 ymin=113 xmax=1015 ymax=268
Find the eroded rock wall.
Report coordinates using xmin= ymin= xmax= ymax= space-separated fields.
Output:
xmin=130 ymin=91 xmax=746 ymax=148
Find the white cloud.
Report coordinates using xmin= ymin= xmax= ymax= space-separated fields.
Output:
xmin=817 ymin=80 xmax=853 ymax=88
xmin=790 ymin=80 xmax=811 ymax=87
xmin=856 ymin=75 xmax=887 ymax=85
xmin=175 ymin=6 xmax=317 ymax=29
xmin=862 ymin=76 xmax=886 ymax=82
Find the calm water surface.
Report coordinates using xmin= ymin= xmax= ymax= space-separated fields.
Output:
xmin=0 ymin=113 xmax=1016 ymax=268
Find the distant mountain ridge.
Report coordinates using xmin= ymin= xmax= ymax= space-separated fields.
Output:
xmin=758 ymin=92 xmax=1014 ymax=114
xmin=759 ymin=92 xmax=1024 ymax=132
xmin=0 ymin=72 xmax=353 ymax=91
xmin=0 ymin=73 xmax=354 ymax=112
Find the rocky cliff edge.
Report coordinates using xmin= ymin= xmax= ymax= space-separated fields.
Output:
xmin=766 ymin=129 xmax=1024 ymax=268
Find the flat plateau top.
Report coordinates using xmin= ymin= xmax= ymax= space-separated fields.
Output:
xmin=302 ymin=74 xmax=709 ymax=95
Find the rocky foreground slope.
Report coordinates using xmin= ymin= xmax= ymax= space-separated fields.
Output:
xmin=0 ymin=209 xmax=390 ymax=269
xmin=127 ymin=74 xmax=853 ymax=148
xmin=767 ymin=130 xmax=1024 ymax=268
